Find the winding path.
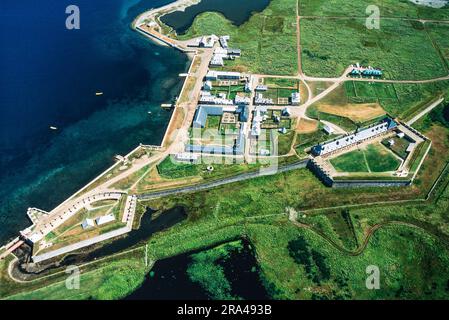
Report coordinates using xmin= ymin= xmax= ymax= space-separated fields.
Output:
xmin=289 ymin=218 xmax=442 ymax=256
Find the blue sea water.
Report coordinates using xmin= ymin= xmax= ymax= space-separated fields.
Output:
xmin=0 ymin=0 xmax=189 ymax=243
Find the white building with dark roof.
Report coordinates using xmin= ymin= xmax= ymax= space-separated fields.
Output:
xmin=282 ymin=107 xmax=291 ymax=117
xmin=251 ymin=106 xmax=268 ymax=137
xmin=245 ymin=76 xmax=253 ymax=92
xmin=312 ymin=118 xmax=398 ymax=156
xmin=203 ymin=81 xmax=213 ymax=91
xmin=255 ymin=85 xmax=268 ymax=91
xmin=199 ymin=91 xmax=233 ymax=105
xmin=199 ymin=35 xmax=218 ymax=48
xmin=210 ymin=55 xmax=224 ymax=66
xmin=205 ymin=70 xmax=241 ymax=81
xmin=254 ymin=93 xmax=274 ymax=105
xmin=227 ymin=48 xmax=241 ymax=57
xmin=175 ymin=153 xmax=199 ymax=163
xmin=219 ymin=35 xmax=230 ymax=48
xmin=234 ymin=95 xmax=251 ymax=105
xmin=291 ymin=92 xmax=300 ymax=105
xmin=323 ymin=124 xmax=334 ymax=135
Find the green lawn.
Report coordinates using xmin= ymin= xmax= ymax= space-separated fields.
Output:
xmin=264 ymin=77 xmax=299 ymax=88
xmin=2 ymin=248 xmax=149 ymax=300
xmin=157 ymin=156 xmax=200 ymax=179
xmin=365 ymin=144 xmax=401 ymax=172
xmin=156 ymin=155 xmax=263 ymax=180
xmin=206 ymin=115 xmax=221 ymax=129
xmin=277 ymin=130 xmax=296 ymax=155
xmin=283 ymin=223 xmax=449 ymax=299
xmin=382 ymin=136 xmax=411 ymax=159
xmin=330 ymin=143 xmax=401 ymax=173
xmin=330 ymin=150 xmax=369 ymax=172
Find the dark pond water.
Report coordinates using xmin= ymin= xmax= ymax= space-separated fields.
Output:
xmin=125 ymin=248 xmax=211 ymax=300
xmin=160 ymin=0 xmax=271 ymax=34
xmin=125 ymin=239 xmax=271 ymax=300
xmin=82 ymin=206 xmax=187 ymax=260
xmin=219 ymin=241 xmax=270 ymax=300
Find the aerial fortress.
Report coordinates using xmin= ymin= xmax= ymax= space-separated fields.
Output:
xmin=0 ymin=0 xmax=446 ymax=270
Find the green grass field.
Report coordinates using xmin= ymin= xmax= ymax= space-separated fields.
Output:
xmin=276 ymin=129 xmax=296 ymax=155
xmin=330 ymin=150 xmax=369 ymax=172
xmin=365 ymin=144 xmax=401 ymax=172
xmin=301 ymin=18 xmax=447 ymax=80
xmin=330 ymin=143 xmax=401 ymax=173
xmin=156 ymin=155 xmax=263 ymax=180
xmin=264 ymin=77 xmax=299 ymax=88
xmin=206 ymin=115 xmax=221 ymax=129
xmin=298 ymin=0 xmax=449 ymax=20
xmin=2 ymin=248 xmax=149 ymax=300
xmin=309 ymin=81 xmax=449 ymax=123
xmin=426 ymin=22 xmax=449 ymax=70
xmin=157 ymin=156 xmax=201 ymax=179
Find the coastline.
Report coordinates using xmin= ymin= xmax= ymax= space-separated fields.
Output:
xmin=132 ymin=0 xmax=201 ymax=28
xmin=0 ymin=0 xmax=202 ymax=256
xmin=44 ymin=0 xmax=202 ymax=214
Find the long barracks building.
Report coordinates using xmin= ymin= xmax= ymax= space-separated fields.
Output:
xmin=311 ymin=117 xmax=398 ymax=157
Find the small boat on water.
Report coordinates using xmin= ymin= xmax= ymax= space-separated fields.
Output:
xmin=95 ymin=92 xmax=104 ymax=96
xmin=49 ymin=126 xmax=58 ymax=130
xmin=148 ymin=111 xmax=152 ymax=115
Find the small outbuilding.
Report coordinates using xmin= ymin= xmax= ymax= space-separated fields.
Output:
xmin=291 ymin=92 xmax=300 ymax=105
xmin=255 ymin=85 xmax=268 ymax=91
xmin=282 ymin=107 xmax=291 ymax=117
xmin=204 ymin=81 xmax=213 ymax=91
xmin=323 ymin=124 xmax=334 ymax=135
xmin=81 ymin=218 xmax=95 ymax=230
xmin=96 ymin=214 xmax=116 ymax=226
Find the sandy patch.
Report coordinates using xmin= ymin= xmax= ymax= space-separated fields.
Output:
xmin=317 ymin=103 xmax=386 ymax=122
xmin=296 ymin=118 xmax=319 ymax=133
